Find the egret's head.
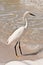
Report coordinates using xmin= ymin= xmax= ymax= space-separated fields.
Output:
xmin=29 ymin=12 xmax=35 ymax=16
xmin=23 ymin=11 xmax=35 ymax=19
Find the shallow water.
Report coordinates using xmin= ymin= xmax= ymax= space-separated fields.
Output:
xmin=0 ymin=0 xmax=43 ymax=63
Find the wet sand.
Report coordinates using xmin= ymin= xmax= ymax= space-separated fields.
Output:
xmin=0 ymin=0 xmax=43 ymax=63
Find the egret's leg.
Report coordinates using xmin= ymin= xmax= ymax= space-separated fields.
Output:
xmin=14 ymin=41 xmax=18 ymax=56
xmin=19 ymin=41 xmax=22 ymax=55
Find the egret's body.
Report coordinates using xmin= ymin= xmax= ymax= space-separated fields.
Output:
xmin=7 ymin=11 xmax=35 ymax=56
xmin=7 ymin=27 xmax=24 ymax=44
xmin=7 ymin=23 xmax=27 ymax=45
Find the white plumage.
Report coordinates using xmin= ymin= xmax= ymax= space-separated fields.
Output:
xmin=7 ymin=21 xmax=27 ymax=45
xmin=7 ymin=11 xmax=35 ymax=56
xmin=7 ymin=11 xmax=35 ymax=45
xmin=7 ymin=11 xmax=28 ymax=45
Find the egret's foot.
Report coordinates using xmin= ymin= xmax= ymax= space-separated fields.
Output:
xmin=16 ymin=55 xmax=20 ymax=58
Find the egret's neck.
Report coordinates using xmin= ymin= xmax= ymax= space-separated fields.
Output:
xmin=24 ymin=18 xmax=27 ymax=29
xmin=22 ymin=16 xmax=27 ymax=29
xmin=23 ymin=11 xmax=29 ymax=29
xmin=23 ymin=11 xmax=35 ymax=29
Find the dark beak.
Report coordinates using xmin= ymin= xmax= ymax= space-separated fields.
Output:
xmin=29 ymin=13 xmax=35 ymax=16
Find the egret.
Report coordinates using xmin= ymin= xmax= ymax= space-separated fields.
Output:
xmin=7 ymin=11 xmax=35 ymax=56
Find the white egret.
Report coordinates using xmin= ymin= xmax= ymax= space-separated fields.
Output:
xmin=7 ymin=11 xmax=35 ymax=56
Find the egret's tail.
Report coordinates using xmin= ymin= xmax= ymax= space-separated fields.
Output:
xmin=6 ymin=38 xmax=11 ymax=45
xmin=6 ymin=41 xmax=10 ymax=45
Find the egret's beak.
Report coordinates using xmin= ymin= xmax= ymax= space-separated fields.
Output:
xmin=29 ymin=13 xmax=35 ymax=16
